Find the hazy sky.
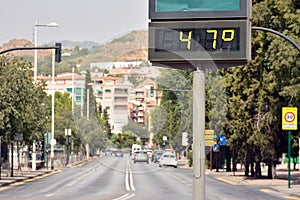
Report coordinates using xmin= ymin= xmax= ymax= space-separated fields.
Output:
xmin=0 ymin=0 xmax=149 ymax=46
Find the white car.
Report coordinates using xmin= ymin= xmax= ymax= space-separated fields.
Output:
xmin=159 ymin=152 xmax=177 ymax=168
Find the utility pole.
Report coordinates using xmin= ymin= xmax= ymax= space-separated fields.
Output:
xmin=193 ymin=69 xmax=205 ymax=200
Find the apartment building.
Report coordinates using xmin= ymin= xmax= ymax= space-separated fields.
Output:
xmin=129 ymin=78 xmax=161 ymax=147
xmin=37 ymin=72 xmax=86 ymax=106
xmin=91 ymin=75 xmax=133 ymax=134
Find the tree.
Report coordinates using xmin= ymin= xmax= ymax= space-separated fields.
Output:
xmin=224 ymin=0 xmax=300 ymax=178
xmin=0 ymin=56 xmax=49 ymax=176
xmin=154 ymin=68 xmax=193 ymax=153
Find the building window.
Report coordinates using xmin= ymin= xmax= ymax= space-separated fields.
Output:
xmin=75 ymin=88 xmax=83 ymax=94
xmin=76 ymin=96 xmax=82 ymax=102
xmin=95 ymin=80 xmax=103 ymax=84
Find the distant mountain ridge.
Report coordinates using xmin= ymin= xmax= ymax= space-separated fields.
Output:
xmin=0 ymin=30 xmax=148 ymax=65
xmin=48 ymin=40 xmax=100 ymax=50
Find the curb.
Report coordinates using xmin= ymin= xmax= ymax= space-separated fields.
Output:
xmin=0 ymin=170 xmax=56 ymax=188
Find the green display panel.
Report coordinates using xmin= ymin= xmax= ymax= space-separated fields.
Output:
xmin=156 ymin=0 xmax=240 ymax=12
xmin=148 ymin=20 xmax=251 ymax=69
xmin=149 ymin=0 xmax=250 ymax=20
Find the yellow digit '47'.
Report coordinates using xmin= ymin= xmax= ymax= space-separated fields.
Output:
xmin=206 ymin=30 xmax=217 ymax=49
xmin=180 ymin=31 xmax=192 ymax=50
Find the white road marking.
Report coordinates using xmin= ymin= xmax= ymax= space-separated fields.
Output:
xmin=125 ymin=165 xmax=130 ymax=191
xmin=125 ymin=159 xmax=135 ymax=191
xmin=113 ymin=193 xmax=136 ymax=200
xmin=45 ymin=194 xmax=54 ymax=197
xmin=129 ymin=166 xmax=135 ymax=191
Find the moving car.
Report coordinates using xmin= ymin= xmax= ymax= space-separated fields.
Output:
xmin=115 ymin=149 xmax=124 ymax=157
xmin=159 ymin=151 xmax=177 ymax=168
xmin=133 ymin=150 xmax=149 ymax=164
xmin=131 ymin=144 xmax=141 ymax=159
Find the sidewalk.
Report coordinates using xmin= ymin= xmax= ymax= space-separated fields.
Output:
xmin=0 ymin=158 xmax=94 ymax=188
xmin=0 ymin=169 xmax=55 ymax=187
xmin=178 ymin=158 xmax=300 ymax=199
xmin=206 ymin=168 xmax=300 ymax=199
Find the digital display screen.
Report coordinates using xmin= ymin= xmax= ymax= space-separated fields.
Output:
xmin=156 ymin=0 xmax=240 ymax=12
xmin=155 ymin=27 xmax=240 ymax=52
xmin=148 ymin=20 xmax=251 ymax=65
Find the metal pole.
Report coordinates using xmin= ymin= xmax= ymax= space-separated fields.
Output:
xmin=288 ymin=130 xmax=291 ymax=188
xmin=193 ymin=69 xmax=205 ymax=200
xmin=34 ymin=18 xmax=38 ymax=83
xmin=66 ymin=135 xmax=69 ymax=166
xmin=45 ymin=133 xmax=48 ymax=170
xmin=299 ymin=138 xmax=300 ymax=171
xmin=81 ymin=87 xmax=83 ymax=117
xmin=87 ymin=88 xmax=90 ymax=120
xmin=32 ymin=140 xmax=36 ymax=171
xmin=72 ymin=66 xmax=75 ymax=114
xmin=86 ymin=88 xmax=90 ymax=160
xmin=50 ymin=49 xmax=55 ymax=170
xmin=0 ymin=136 xmax=2 ymax=180
xmin=210 ymin=146 xmax=212 ymax=171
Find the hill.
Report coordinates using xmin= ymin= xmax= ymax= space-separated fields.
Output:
xmin=71 ymin=30 xmax=148 ymax=67
xmin=0 ymin=30 xmax=148 ymax=68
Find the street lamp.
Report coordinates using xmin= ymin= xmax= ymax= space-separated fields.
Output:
xmin=50 ymin=48 xmax=57 ymax=170
xmin=72 ymin=64 xmax=81 ymax=114
xmin=87 ymin=82 xmax=93 ymax=120
xmin=34 ymin=18 xmax=59 ymax=83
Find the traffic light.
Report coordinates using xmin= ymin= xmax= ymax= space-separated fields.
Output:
xmin=55 ymin=43 xmax=62 ymax=63
xmin=150 ymin=86 xmax=154 ymax=97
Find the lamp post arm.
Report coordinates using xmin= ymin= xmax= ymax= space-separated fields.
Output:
xmin=0 ymin=46 xmax=59 ymax=55
xmin=252 ymin=26 xmax=300 ymax=52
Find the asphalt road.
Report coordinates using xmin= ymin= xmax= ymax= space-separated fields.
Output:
xmin=0 ymin=154 xmax=291 ymax=200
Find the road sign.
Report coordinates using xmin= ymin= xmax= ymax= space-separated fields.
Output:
xmin=182 ymin=132 xmax=189 ymax=146
xmin=50 ymin=138 xmax=56 ymax=146
xmin=65 ymin=128 xmax=71 ymax=136
xmin=282 ymin=107 xmax=298 ymax=130
xmin=205 ymin=130 xmax=215 ymax=146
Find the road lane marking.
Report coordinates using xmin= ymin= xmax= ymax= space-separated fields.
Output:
xmin=260 ymin=189 xmax=272 ymax=193
xmin=125 ymin=166 xmax=130 ymax=191
xmin=125 ymin=159 xmax=135 ymax=191
xmin=282 ymin=196 xmax=300 ymax=200
xmin=215 ymin=177 xmax=238 ymax=185
xmin=113 ymin=193 xmax=135 ymax=200
xmin=129 ymin=167 xmax=135 ymax=191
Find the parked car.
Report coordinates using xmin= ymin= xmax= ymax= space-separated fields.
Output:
xmin=105 ymin=149 xmax=112 ymax=156
xmin=159 ymin=151 xmax=177 ymax=168
xmin=115 ymin=149 xmax=124 ymax=157
xmin=133 ymin=150 xmax=149 ymax=164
